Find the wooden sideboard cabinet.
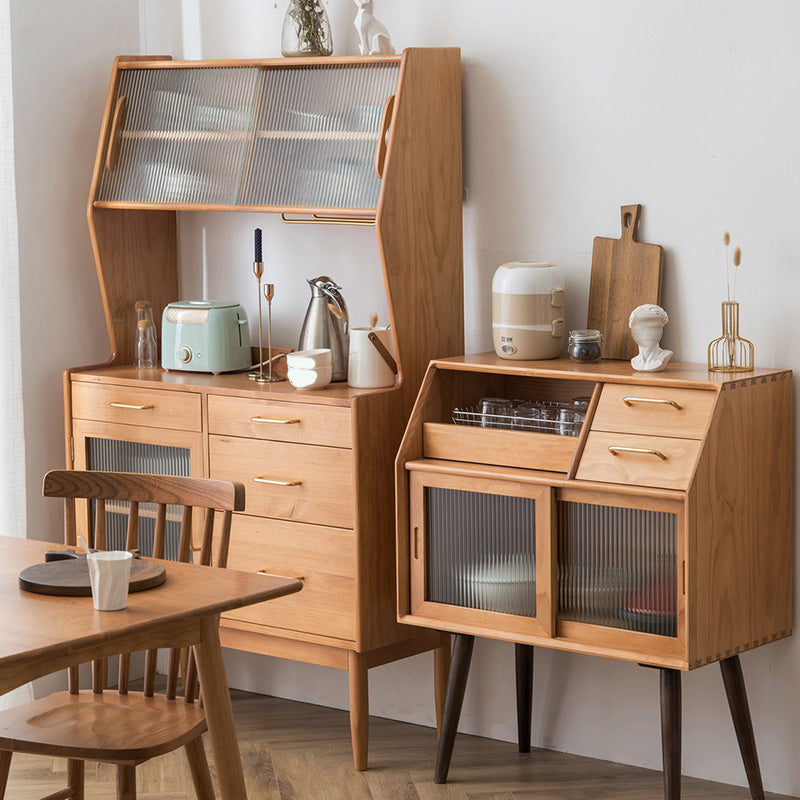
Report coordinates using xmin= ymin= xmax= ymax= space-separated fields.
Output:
xmin=395 ymin=354 xmax=793 ymax=797
xmin=65 ymin=48 xmax=463 ymax=770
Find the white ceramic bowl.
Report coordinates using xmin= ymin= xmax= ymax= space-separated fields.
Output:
xmin=287 ymin=364 xmax=332 ymax=390
xmin=286 ymin=348 xmax=332 ymax=370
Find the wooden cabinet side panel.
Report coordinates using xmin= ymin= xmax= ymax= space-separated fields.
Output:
xmin=688 ymin=373 xmax=793 ymax=667
xmin=377 ymin=48 xmax=464 ymax=405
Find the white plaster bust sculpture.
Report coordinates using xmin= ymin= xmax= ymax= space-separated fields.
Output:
xmin=629 ymin=304 xmax=673 ymax=372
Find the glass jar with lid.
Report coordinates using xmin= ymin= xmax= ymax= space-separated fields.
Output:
xmin=568 ymin=330 xmax=603 ymax=363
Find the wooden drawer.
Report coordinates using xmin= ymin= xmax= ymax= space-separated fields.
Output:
xmin=222 ymin=514 xmax=356 ymax=642
xmin=591 ymin=384 xmax=715 ymax=439
xmin=72 ymin=382 xmax=202 ymax=432
xmin=423 ymin=422 xmax=577 ymax=472
xmin=576 ymin=432 xmax=702 ymax=490
xmin=209 ymin=435 xmax=354 ymax=528
xmin=208 ymin=394 xmax=351 ymax=448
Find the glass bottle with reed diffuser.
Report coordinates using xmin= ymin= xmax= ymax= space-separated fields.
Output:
xmin=281 ymin=0 xmax=333 ymax=57
xmin=708 ymin=233 xmax=754 ymax=372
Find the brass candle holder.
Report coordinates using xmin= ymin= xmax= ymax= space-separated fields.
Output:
xmin=256 ymin=282 xmax=285 ymax=383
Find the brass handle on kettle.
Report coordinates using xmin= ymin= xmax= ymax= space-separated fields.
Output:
xmin=623 ymin=396 xmax=682 ymax=410
xmin=109 ymin=402 xmax=153 ymax=411
xmin=608 ymin=445 xmax=667 ymax=461
xmin=253 ymin=477 xmax=302 ymax=487
xmin=250 ymin=416 xmax=301 ymax=425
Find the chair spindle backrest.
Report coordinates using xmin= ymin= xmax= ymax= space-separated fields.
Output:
xmin=43 ymin=470 xmax=244 ymax=701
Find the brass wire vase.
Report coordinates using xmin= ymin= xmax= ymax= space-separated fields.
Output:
xmin=707 ymin=301 xmax=754 ymax=372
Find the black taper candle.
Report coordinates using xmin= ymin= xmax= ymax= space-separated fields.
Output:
xmin=254 ymin=228 xmax=262 ymax=262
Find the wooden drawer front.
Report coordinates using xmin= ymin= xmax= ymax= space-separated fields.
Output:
xmin=576 ymin=432 xmax=702 ymax=490
xmin=208 ymin=394 xmax=352 ymax=448
xmin=223 ymin=514 xmax=356 ymax=641
xmin=209 ymin=435 xmax=354 ymax=528
xmin=591 ymin=384 xmax=715 ymax=439
xmin=72 ymin=382 xmax=202 ymax=432
xmin=423 ymin=423 xmax=577 ymax=472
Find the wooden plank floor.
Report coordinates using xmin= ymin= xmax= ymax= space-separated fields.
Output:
xmin=3 ymin=688 xmax=798 ymax=799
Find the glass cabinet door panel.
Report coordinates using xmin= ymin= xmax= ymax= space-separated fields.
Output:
xmin=98 ymin=67 xmax=259 ymax=204
xmin=86 ymin=437 xmax=191 ymax=560
xmin=239 ymin=62 xmax=399 ymax=209
xmin=557 ymin=500 xmax=678 ymax=637
xmin=426 ymin=487 xmax=537 ymax=616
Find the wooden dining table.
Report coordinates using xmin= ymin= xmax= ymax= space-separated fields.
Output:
xmin=0 ymin=534 xmax=302 ymax=799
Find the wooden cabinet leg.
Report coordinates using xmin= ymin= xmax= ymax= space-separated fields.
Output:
xmin=720 ymin=656 xmax=765 ymax=800
xmin=660 ymin=668 xmax=681 ymax=800
xmin=348 ymin=650 xmax=369 ymax=772
xmin=433 ymin=634 xmax=451 ymax=739
xmin=515 ymin=643 xmax=534 ymax=753
xmin=434 ymin=633 xmax=475 ymax=784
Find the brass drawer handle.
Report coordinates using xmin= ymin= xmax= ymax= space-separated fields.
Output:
xmin=109 ymin=402 xmax=154 ymax=410
xmin=622 ymin=396 xmax=682 ymax=410
xmin=253 ymin=476 xmax=302 ymax=486
xmin=250 ymin=416 xmax=301 ymax=425
xmin=608 ymin=445 xmax=667 ymax=461
xmin=258 ymin=568 xmax=305 ymax=581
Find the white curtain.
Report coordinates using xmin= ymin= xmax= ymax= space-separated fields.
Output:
xmin=0 ymin=0 xmax=31 ymax=710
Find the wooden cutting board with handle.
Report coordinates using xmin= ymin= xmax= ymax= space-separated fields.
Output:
xmin=587 ymin=204 xmax=664 ymax=360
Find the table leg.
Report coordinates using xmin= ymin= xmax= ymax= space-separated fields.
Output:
xmin=719 ymin=656 xmax=765 ymax=800
xmin=515 ymin=643 xmax=534 ymax=753
xmin=193 ymin=613 xmax=248 ymax=800
xmin=660 ymin=668 xmax=681 ymax=800
xmin=0 ymin=751 xmax=11 ymax=796
xmin=434 ymin=634 xmax=451 ymax=740
xmin=434 ymin=633 xmax=474 ymax=784
xmin=348 ymin=650 xmax=369 ymax=772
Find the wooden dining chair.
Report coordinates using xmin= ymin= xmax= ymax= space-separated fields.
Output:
xmin=0 ymin=469 xmax=245 ymax=800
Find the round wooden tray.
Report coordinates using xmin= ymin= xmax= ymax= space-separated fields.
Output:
xmin=19 ymin=552 xmax=166 ymax=597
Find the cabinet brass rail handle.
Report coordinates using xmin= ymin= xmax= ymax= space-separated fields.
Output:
xmin=109 ymin=402 xmax=153 ymax=410
xmin=253 ymin=477 xmax=302 ymax=486
xmin=258 ymin=568 xmax=305 ymax=581
xmin=608 ymin=445 xmax=667 ymax=460
xmin=622 ymin=396 xmax=682 ymax=410
xmin=250 ymin=416 xmax=301 ymax=425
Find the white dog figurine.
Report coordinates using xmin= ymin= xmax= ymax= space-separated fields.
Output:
xmin=354 ymin=0 xmax=394 ymax=55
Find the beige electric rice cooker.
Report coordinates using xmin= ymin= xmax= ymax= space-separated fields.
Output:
xmin=492 ymin=262 xmax=565 ymax=359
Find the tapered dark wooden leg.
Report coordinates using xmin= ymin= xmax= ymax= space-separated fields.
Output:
xmin=434 ymin=633 xmax=474 ymax=784
xmin=720 ymin=656 xmax=765 ymax=800
xmin=0 ymin=751 xmax=12 ymax=797
xmin=515 ymin=643 xmax=534 ymax=753
xmin=660 ymin=668 xmax=681 ymax=800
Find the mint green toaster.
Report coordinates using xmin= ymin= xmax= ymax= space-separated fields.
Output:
xmin=161 ymin=301 xmax=251 ymax=374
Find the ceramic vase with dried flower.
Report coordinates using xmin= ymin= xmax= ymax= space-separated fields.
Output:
xmin=281 ymin=0 xmax=333 ymax=57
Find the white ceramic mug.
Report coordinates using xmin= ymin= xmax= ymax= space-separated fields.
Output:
xmin=348 ymin=327 xmax=395 ymax=389
xmin=87 ymin=551 xmax=133 ymax=611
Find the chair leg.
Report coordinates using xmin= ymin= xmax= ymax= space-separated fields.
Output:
xmin=185 ymin=736 xmax=216 ymax=800
xmin=67 ymin=758 xmax=85 ymax=800
xmin=434 ymin=633 xmax=475 ymax=784
xmin=0 ymin=750 xmax=12 ymax=797
xmin=720 ymin=655 xmax=765 ymax=800
xmin=660 ymin=668 xmax=681 ymax=800
xmin=116 ymin=764 xmax=136 ymax=800
xmin=515 ymin=643 xmax=534 ymax=753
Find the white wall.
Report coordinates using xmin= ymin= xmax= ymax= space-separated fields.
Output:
xmin=11 ymin=0 xmax=800 ymax=795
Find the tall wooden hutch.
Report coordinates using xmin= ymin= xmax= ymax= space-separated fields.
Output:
xmin=65 ymin=49 xmax=463 ymax=770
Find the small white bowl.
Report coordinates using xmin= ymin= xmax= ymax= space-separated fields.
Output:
xmin=287 ymin=365 xmax=332 ymax=390
xmin=286 ymin=348 xmax=332 ymax=370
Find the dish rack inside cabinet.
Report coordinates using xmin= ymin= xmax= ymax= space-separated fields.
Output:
xmin=452 ymin=399 xmax=585 ymax=437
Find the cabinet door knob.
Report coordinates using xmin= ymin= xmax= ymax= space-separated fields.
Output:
xmin=253 ymin=477 xmax=302 ymax=486
xmin=109 ymin=402 xmax=153 ymax=410
xmin=622 ymin=396 xmax=682 ymax=410
xmin=250 ymin=416 xmax=301 ymax=425
xmin=608 ymin=445 xmax=667 ymax=461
